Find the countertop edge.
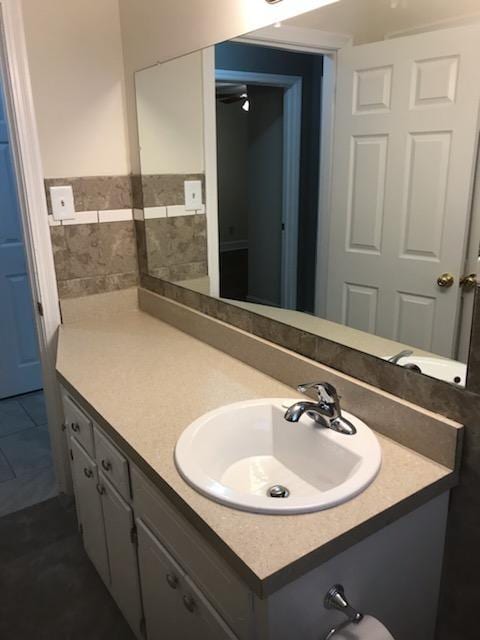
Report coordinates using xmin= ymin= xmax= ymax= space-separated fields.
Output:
xmin=57 ymin=371 xmax=457 ymax=599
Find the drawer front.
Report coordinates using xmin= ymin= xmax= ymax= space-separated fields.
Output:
xmin=94 ymin=426 xmax=131 ymax=502
xmin=132 ymin=467 xmax=252 ymax=640
xmin=63 ymin=393 xmax=94 ymax=456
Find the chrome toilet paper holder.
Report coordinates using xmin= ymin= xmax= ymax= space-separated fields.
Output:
xmin=323 ymin=584 xmax=364 ymax=639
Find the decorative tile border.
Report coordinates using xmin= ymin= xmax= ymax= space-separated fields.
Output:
xmin=48 ymin=209 xmax=134 ymax=227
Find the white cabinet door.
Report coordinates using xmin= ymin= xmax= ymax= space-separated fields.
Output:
xmin=70 ymin=437 xmax=110 ymax=586
xmin=99 ymin=472 xmax=143 ymax=637
xmin=326 ymin=24 xmax=480 ymax=357
xmin=182 ymin=574 xmax=238 ymax=640
xmin=137 ymin=519 xmax=237 ymax=640
xmin=137 ymin=518 xmax=190 ymax=640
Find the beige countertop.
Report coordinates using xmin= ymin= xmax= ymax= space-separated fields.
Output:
xmin=57 ymin=306 xmax=455 ymax=597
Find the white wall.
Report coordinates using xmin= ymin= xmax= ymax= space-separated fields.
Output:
xmin=21 ymin=0 xmax=129 ymax=178
xmin=136 ymin=53 xmax=204 ymax=175
xmin=118 ymin=0 xmax=339 ymax=173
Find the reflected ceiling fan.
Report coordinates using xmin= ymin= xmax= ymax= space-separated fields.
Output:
xmin=216 ymin=82 xmax=250 ymax=112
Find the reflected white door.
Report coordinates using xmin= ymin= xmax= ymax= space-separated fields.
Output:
xmin=326 ymin=25 xmax=480 ymax=357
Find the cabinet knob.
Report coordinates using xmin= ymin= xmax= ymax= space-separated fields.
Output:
xmin=71 ymin=422 xmax=80 ymax=432
xmin=166 ymin=573 xmax=179 ymax=589
xmin=101 ymin=459 xmax=112 ymax=472
xmin=96 ymin=483 xmax=106 ymax=495
xmin=182 ymin=594 xmax=196 ymax=613
xmin=83 ymin=467 xmax=93 ymax=479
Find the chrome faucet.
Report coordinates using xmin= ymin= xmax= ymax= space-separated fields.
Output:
xmin=388 ymin=349 xmax=413 ymax=364
xmin=284 ymin=382 xmax=356 ymax=435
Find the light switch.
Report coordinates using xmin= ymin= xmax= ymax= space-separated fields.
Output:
xmin=50 ymin=185 xmax=75 ymax=221
xmin=184 ymin=180 xmax=203 ymax=211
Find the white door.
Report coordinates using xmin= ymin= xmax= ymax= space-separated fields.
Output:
xmin=99 ymin=472 xmax=143 ymax=636
xmin=326 ymin=25 xmax=480 ymax=357
xmin=70 ymin=437 xmax=110 ymax=586
xmin=137 ymin=519 xmax=236 ymax=640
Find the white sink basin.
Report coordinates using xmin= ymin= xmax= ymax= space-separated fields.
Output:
xmin=174 ymin=398 xmax=382 ymax=514
xmin=386 ymin=354 xmax=466 ymax=386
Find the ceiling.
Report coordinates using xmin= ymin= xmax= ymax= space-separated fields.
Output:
xmin=286 ymin=0 xmax=480 ymax=44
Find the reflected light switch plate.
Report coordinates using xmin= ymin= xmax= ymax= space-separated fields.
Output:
xmin=50 ymin=185 xmax=75 ymax=221
xmin=184 ymin=180 xmax=203 ymax=211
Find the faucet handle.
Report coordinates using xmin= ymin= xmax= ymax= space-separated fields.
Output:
xmin=297 ymin=382 xmax=342 ymax=419
xmin=297 ymin=382 xmax=339 ymax=404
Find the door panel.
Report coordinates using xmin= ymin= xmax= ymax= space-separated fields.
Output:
xmin=347 ymin=135 xmax=387 ymax=254
xmin=0 ymin=80 xmax=41 ymax=398
xmin=70 ymin=437 xmax=110 ymax=586
xmin=99 ymin=473 xmax=142 ymax=636
xmin=182 ymin=574 xmax=238 ymax=640
xmin=137 ymin=518 xmax=190 ymax=640
xmin=327 ymin=25 xmax=480 ymax=357
xmin=137 ymin=519 xmax=237 ymax=640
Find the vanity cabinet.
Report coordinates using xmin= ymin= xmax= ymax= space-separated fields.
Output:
xmin=63 ymin=391 xmax=143 ymax=639
xmin=62 ymin=388 xmax=244 ymax=640
xmin=61 ymin=387 xmax=450 ymax=640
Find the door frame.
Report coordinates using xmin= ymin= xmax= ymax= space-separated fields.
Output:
xmin=215 ymin=67 xmax=302 ymax=309
xmin=0 ymin=1 xmax=70 ymax=492
xmin=235 ymin=26 xmax=350 ymax=315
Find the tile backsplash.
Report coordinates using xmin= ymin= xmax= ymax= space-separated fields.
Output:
xmin=45 ymin=172 xmax=207 ymax=299
xmin=45 ymin=175 xmax=138 ymax=299
xmin=45 ymin=176 xmax=132 ymax=213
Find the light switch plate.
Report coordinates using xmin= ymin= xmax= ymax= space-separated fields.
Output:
xmin=184 ymin=180 xmax=203 ymax=211
xmin=50 ymin=185 xmax=75 ymax=221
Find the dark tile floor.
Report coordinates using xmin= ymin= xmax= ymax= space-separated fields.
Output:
xmin=0 ymin=496 xmax=134 ymax=639
xmin=0 ymin=391 xmax=58 ymax=517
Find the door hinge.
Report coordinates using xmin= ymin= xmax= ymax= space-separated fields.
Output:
xmin=70 ymin=449 xmax=74 ymax=461
xmin=130 ymin=524 xmax=138 ymax=546
xmin=37 ymin=301 xmax=44 ymax=316
xmin=139 ymin=616 xmax=146 ymax=638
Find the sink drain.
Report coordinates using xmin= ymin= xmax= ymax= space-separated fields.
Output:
xmin=268 ymin=485 xmax=290 ymax=498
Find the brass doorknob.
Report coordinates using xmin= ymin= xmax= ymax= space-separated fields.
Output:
xmin=460 ymin=273 xmax=477 ymax=291
xmin=437 ymin=273 xmax=454 ymax=288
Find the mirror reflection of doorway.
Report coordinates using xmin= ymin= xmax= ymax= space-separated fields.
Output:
xmin=215 ymin=42 xmax=323 ymax=312
xmin=216 ymin=82 xmax=284 ymax=306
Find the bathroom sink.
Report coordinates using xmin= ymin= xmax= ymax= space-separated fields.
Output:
xmin=386 ymin=354 xmax=466 ymax=386
xmin=174 ymin=398 xmax=382 ymax=514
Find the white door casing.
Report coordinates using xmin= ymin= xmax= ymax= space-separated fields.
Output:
xmin=0 ymin=1 xmax=68 ymax=491
xmin=326 ymin=25 xmax=480 ymax=357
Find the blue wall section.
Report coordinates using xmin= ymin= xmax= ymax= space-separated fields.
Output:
xmin=216 ymin=41 xmax=323 ymax=312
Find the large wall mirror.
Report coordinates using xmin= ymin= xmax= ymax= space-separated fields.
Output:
xmin=134 ymin=0 xmax=480 ymax=391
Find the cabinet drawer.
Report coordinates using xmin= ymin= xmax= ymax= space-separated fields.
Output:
xmin=94 ymin=426 xmax=131 ymax=501
xmin=132 ymin=467 xmax=251 ymax=640
xmin=63 ymin=393 xmax=94 ymax=456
